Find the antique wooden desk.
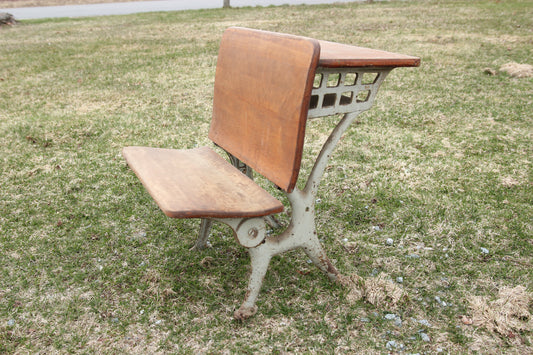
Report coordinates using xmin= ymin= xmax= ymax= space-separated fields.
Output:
xmin=124 ymin=27 xmax=420 ymax=319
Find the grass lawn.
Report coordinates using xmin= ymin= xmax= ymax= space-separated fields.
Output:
xmin=1 ymin=0 xmax=532 ymax=353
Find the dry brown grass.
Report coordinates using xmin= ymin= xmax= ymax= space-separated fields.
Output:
xmin=469 ymin=286 xmax=532 ymax=339
xmin=342 ymin=273 xmax=407 ymax=309
xmin=467 ymin=286 xmax=533 ymax=353
xmin=499 ymin=62 xmax=533 ymax=78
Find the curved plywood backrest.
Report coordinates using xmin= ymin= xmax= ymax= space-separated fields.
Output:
xmin=208 ymin=27 xmax=320 ymax=193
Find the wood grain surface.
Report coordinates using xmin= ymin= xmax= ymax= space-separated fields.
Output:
xmin=123 ymin=146 xmax=284 ymax=218
xmin=209 ymin=27 xmax=320 ymax=193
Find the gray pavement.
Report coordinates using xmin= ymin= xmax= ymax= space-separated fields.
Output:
xmin=2 ymin=0 xmax=362 ymax=20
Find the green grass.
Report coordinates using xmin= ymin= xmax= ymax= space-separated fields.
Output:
xmin=1 ymin=0 xmax=532 ymax=353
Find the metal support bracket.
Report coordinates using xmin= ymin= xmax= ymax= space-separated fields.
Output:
xmin=192 ymin=67 xmax=392 ymax=319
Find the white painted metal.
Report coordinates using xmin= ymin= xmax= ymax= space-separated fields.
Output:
xmin=214 ymin=217 xmax=267 ymax=248
xmin=308 ymin=67 xmax=390 ymax=118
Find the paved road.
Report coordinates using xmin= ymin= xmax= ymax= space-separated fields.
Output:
xmin=2 ymin=0 xmax=362 ymax=20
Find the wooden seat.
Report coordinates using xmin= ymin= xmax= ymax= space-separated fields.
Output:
xmin=122 ymin=146 xmax=283 ymax=219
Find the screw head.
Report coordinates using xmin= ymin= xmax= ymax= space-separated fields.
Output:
xmin=248 ymin=228 xmax=258 ymax=238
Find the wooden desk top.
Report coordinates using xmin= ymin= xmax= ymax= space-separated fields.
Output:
xmin=318 ymin=40 xmax=420 ymax=68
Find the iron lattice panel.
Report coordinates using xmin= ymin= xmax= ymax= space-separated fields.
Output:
xmin=308 ymin=67 xmax=391 ymax=118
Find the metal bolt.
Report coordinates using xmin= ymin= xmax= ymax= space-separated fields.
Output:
xmin=248 ymin=228 xmax=258 ymax=238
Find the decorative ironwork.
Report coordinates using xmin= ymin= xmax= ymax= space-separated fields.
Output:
xmin=227 ymin=152 xmax=253 ymax=179
xmin=308 ymin=67 xmax=391 ymax=118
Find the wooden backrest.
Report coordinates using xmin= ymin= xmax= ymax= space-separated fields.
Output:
xmin=208 ymin=27 xmax=320 ymax=193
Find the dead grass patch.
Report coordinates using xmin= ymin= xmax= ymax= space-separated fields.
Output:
xmin=501 ymin=176 xmax=522 ymax=188
xmin=500 ymin=62 xmax=533 ymax=78
xmin=469 ymin=285 xmax=533 ymax=341
xmin=342 ymin=273 xmax=407 ymax=310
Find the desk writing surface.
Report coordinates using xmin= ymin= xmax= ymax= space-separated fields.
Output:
xmin=318 ymin=40 xmax=420 ymax=68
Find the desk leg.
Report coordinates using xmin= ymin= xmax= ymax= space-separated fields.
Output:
xmin=191 ymin=218 xmax=213 ymax=251
xmin=232 ymin=187 xmax=342 ymax=319
xmin=234 ymin=245 xmax=272 ymax=320
xmin=286 ymin=188 xmax=340 ymax=281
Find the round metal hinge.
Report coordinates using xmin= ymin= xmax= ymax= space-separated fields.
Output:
xmin=235 ymin=219 xmax=265 ymax=248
